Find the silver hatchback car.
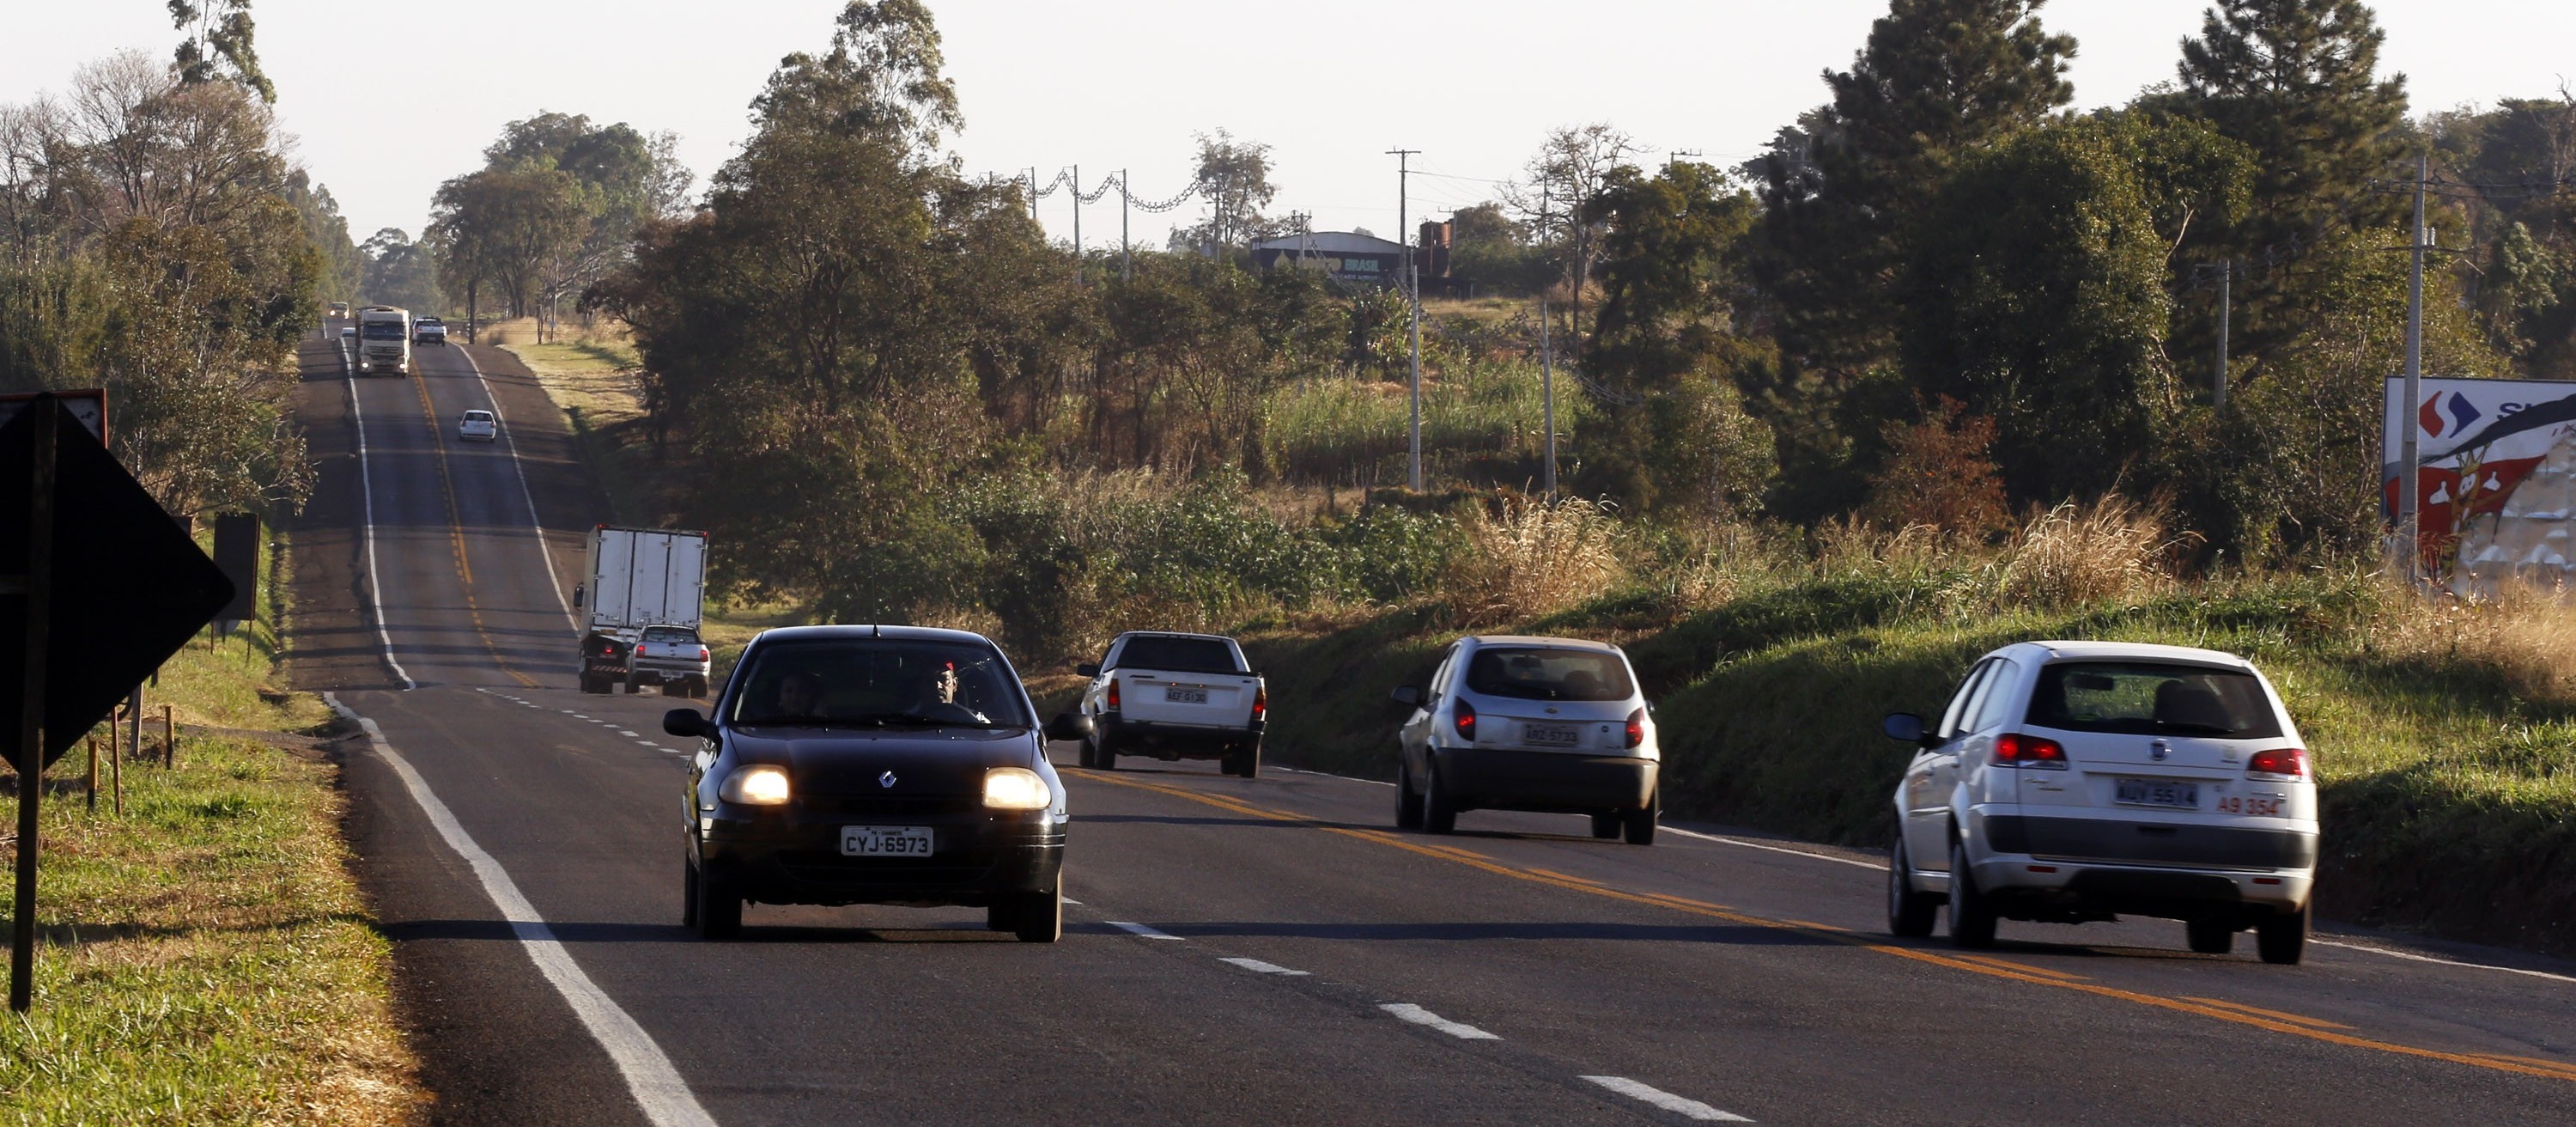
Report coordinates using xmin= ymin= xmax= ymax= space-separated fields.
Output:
xmin=1391 ymin=635 xmax=1661 ymax=844
xmin=1881 ymin=641 xmax=2318 ymax=963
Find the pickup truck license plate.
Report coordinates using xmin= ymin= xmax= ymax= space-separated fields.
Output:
xmin=2114 ymin=778 xmax=2198 ymax=810
xmin=841 ymin=826 xmax=934 ymax=856
xmin=1522 ymin=723 xmax=1580 ymax=747
xmin=1164 ymin=686 xmax=1209 ymax=704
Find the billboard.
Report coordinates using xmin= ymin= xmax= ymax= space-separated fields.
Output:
xmin=2383 ymin=375 xmax=2576 ymax=579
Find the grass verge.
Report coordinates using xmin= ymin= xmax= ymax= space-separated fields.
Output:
xmin=0 ymin=532 xmax=422 ymax=1122
xmin=495 ymin=327 xmax=653 ymax=527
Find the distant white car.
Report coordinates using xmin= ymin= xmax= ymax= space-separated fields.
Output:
xmin=1391 ymin=635 xmax=1660 ymax=844
xmin=339 ymin=326 xmax=356 ymax=340
xmin=457 ymin=409 xmax=497 ymax=442
xmin=413 ymin=317 xmax=447 ymax=345
xmin=1881 ymin=641 xmax=2318 ymax=963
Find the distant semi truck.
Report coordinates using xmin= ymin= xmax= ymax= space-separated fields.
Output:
xmin=355 ymin=305 xmax=411 ymax=375
xmin=576 ymin=526 xmax=710 ymax=696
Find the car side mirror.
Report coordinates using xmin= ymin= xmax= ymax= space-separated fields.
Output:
xmin=1075 ymin=662 xmax=1100 ymax=678
xmin=664 ymin=708 xmax=709 ymax=738
xmin=1389 ymin=685 xmax=1421 ymax=710
xmin=1881 ymin=712 xmax=1929 ymax=746
xmin=1044 ymin=711 xmax=1095 ymax=742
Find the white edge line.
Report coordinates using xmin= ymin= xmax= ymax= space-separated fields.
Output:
xmin=1660 ymin=825 xmax=1887 ymax=871
xmin=1106 ymin=920 xmax=1182 ymax=941
xmin=325 ymin=693 xmax=715 ymax=1127
xmin=1378 ymin=1002 xmax=1500 ymax=1040
xmin=453 ymin=345 xmax=580 ymax=637
xmin=1218 ymin=957 xmax=1310 ymax=976
xmin=345 ymin=367 xmax=416 ymax=691
xmin=2309 ymin=939 xmax=2576 ymax=985
xmin=1580 ymin=1076 xmax=1750 ymax=1123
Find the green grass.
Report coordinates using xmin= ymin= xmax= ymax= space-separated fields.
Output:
xmin=1266 ymin=354 xmax=1587 ymax=487
xmin=1243 ymin=573 xmax=2576 ymax=958
xmin=502 ymin=336 xmax=653 ymax=527
xmin=0 ymin=532 xmax=420 ymax=1122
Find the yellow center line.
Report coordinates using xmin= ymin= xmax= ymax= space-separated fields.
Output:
xmin=2181 ymin=996 xmax=2352 ymax=1030
xmin=410 ymin=373 xmax=538 ymax=689
xmin=1067 ymin=767 xmax=2576 ymax=1086
xmin=1957 ymin=953 xmax=2090 ymax=982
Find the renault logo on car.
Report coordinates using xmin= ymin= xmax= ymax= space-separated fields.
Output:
xmin=878 ymin=771 xmax=897 ymax=789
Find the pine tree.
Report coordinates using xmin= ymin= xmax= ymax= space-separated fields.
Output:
xmin=2174 ymin=0 xmax=2409 ymax=247
xmin=1753 ymin=0 xmax=2076 ymax=381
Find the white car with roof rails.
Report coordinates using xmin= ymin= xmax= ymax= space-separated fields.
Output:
xmin=1391 ymin=635 xmax=1661 ymax=844
xmin=1880 ymin=641 xmax=2318 ymax=963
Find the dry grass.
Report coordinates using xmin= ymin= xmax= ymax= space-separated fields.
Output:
xmin=2378 ymin=580 xmax=2576 ymax=706
xmin=1991 ymin=495 xmax=2191 ymax=608
xmin=1443 ymin=496 xmax=1625 ymax=625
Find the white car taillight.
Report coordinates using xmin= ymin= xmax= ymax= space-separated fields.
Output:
xmin=2247 ymin=747 xmax=2306 ymax=779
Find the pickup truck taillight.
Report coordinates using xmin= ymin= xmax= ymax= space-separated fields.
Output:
xmin=1105 ymin=678 xmax=1120 ymax=712
xmin=696 ymin=647 xmax=709 ymax=661
xmin=1251 ymin=685 xmax=1267 ymax=723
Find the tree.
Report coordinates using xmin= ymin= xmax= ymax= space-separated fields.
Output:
xmin=1173 ymin=131 xmax=1277 ymax=253
xmin=1862 ymin=396 xmax=2011 ymax=539
xmin=288 ymin=171 xmax=360 ymax=305
xmin=752 ymin=0 xmax=962 ymax=163
xmin=428 ymin=165 xmax=589 ymax=325
xmin=1505 ymin=124 xmax=1637 ymax=336
xmin=1753 ymin=0 xmax=2076 ymax=380
xmin=1900 ymin=113 xmax=2253 ymax=503
xmin=167 ymin=0 xmax=272 ymax=102
xmin=359 ymin=227 xmax=442 ymax=312
xmin=2173 ymin=0 xmax=2408 ymax=245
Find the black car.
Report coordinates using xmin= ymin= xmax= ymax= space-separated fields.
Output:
xmin=665 ymin=625 xmax=1083 ymax=941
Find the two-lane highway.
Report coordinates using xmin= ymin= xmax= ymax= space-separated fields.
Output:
xmin=287 ymin=326 xmax=2576 ymax=1124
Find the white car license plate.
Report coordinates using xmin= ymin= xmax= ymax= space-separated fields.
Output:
xmin=1522 ymin=723 xmax=1580 ymax=747
xmin=1165 ymin=686 xmax=1209 ymax=704
xmin=841 ymin=826 xmax=934 ymax=856
xmin=2115 ymin=778 xmax=2198 ymax=810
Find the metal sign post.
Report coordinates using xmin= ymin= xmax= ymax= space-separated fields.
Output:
xmin=9 ymin=396 xmax=55 ymax=1013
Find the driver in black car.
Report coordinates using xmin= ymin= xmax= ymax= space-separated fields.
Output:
xmin=910 ymin=661 xmax=989 ymax=723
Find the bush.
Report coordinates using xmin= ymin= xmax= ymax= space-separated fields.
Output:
xmin=1442 ymin=496 xmax=1624 ymax=625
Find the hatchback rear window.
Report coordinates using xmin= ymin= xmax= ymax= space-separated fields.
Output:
xmin=1464 ymin=648 xmax=1634 ymax=702
xmin=2027 ymin=661 xmax=2281 ymax=739
xmin=1113 ymin=637 xmax=1242 ymax=673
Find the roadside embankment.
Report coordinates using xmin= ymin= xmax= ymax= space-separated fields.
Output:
xmin=1244 ymin=574 xmax=2576 ymax=960
xmin=0 ymin=534 xmax=422 ymax=1122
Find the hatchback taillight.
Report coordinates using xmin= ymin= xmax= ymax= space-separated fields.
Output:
xmin=1452 ymin=698 xmax=1476 ymax=742
xmin=2247 ymin=747 xmax=2306 ymax=779
xmin=1252 ymin=685 xmax=1267 ymax=723
xmin=1105 ymin=678 xmax=1121 ymax=712
xmin=1993 ymin=733 xmax=2067 ymax=769
xmin=1625 ymin=708 xmax=1646 ymax=750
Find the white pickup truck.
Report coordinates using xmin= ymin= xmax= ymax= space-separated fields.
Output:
xmin=412 ymin=316 xmax=448 ymax=345
xmin=1074 ymin=631 xmax=1267 ymax=777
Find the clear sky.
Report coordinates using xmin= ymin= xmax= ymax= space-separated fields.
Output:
xmin=4 ymin=1 xmax=2571 ymax=250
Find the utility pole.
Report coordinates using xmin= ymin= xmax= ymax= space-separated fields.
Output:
xmin=1072 ymin=164 xmax=1083 ymax=284
xmin=1025 ymin=168 xmax=1038 ymax=219
xmin=2398 ymin=151 xmax=2429 ymax=584
xmin=1666 ymin=149 xmax=1702 ymax=173
xmin=1120 ymin=169 xmax=1132 ymax=283
xmin=1539 ymin=181 xmax=1558 ymax=498
xmin=1389 ymin=148 xmax=1424 ymax=491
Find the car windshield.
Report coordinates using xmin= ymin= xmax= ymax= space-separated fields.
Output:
xmin=1464 ymin=647 xmax=1634 ymax=702
xmin=361 ymin=322 xmax=404 ymax=339
xmin=1113 ymin=636 xmax=1240 ymax=673
xmin=2027 ymin=661 xmax=2282 ymax=738
xmin=728 ymin=638 xmax=1030 ymax=729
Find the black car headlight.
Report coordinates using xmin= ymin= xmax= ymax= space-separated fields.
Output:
xmin=982 ymin=767 xmax=1050 ymax=810
xmin=720 ymin=765 xmax=792 ymax=806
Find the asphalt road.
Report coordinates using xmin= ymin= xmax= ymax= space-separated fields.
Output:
xmin=288 ymin=325 xmax=2576 ymax=1125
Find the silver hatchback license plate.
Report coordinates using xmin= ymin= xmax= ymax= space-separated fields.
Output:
xmin=1522 ymin=723 xmax=1580 ymax=747
xmin=2115 ymin=778 xmax=2198 ymax=810
xmin=841 ymin=826 xmax=934 ymax=856
xmin=1165 ymin=686 xmax=1208 ymax=704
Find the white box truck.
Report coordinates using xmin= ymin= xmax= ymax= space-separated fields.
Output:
xmin=355 ymin=305 xmax=412 ymax=375
xmin=575 ymin=526 xmax=710 ymax=696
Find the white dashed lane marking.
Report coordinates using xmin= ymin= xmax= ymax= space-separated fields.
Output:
xmin=1580 ymin=1076 xmax=1750 ymax=1122
xmin=1379 ymin=1003 xmax=1499 ymax=1040
xmin=1219 ymin=957 xmax=1309 ymax=976
xmin=618 ymin=730 xmax=640 ymax=737
xmin=1107 ymin=921 xmax=1183 ymax=941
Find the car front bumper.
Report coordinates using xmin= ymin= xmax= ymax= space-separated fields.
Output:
xmin=1432 ymin=746 xmax=1657 ymax=814
xmin=701 ymin=805 xmax=1065 ymax=908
